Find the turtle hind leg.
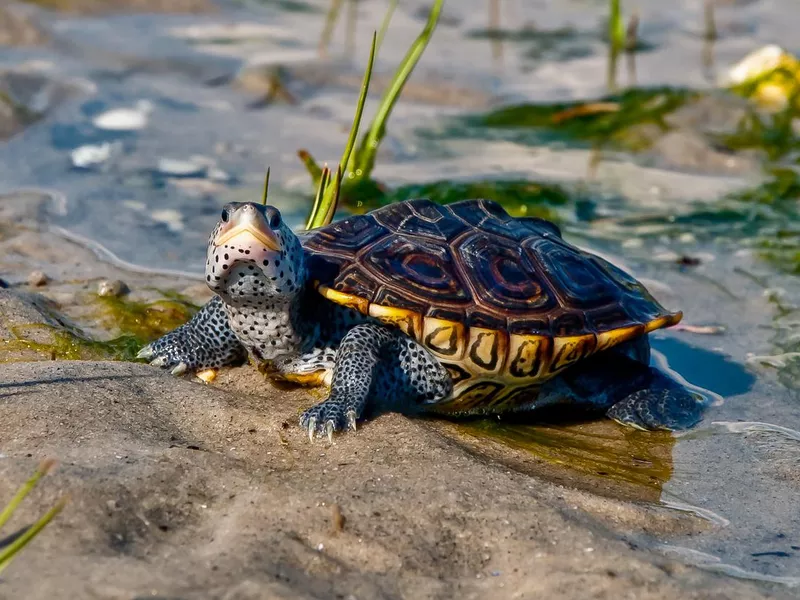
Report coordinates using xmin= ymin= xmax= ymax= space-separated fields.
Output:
xmin=299 ymin=323 xmax=451 ymax=441
xmin=606 ymin=381 xmax=705 ymax=431
xmin=536 ymin=351 xmax=706 ymax=431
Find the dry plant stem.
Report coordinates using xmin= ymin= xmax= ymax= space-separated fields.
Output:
xmin=319 ymin=0 xmax=344 ymax=55
xmin=375 ymin=0 xmax=397 ymax=53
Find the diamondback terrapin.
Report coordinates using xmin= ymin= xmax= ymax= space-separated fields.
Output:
xmin=140 ymin=198 xmax=704 ymax=440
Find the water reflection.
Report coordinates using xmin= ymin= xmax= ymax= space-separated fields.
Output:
xmin=444 ymin=336 xmax=741 ymax=504
xmin=450 ymin=417 xmax=675 ymax=503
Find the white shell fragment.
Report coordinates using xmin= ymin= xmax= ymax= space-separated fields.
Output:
xmin=157 ymin=158 xmax=207 ymax=177
xmin=93 ymin=100 xmax=153 ymax=131
xmin=71 ymin=142 xmax=112 ymax=168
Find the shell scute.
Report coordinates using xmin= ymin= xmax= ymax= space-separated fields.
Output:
xmin=456 ymin=232 xmax=555 ymax=313
xmin=363 ymin=234 xmax=470 ymax=304
xmin=372 ymin=199 xmax=469 ymax=242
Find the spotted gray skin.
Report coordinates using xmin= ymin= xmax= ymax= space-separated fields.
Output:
xmin=137 ymin=295 xmax=246 ymax=374
xmin=142 ymin=202 xmax=704 ymax=440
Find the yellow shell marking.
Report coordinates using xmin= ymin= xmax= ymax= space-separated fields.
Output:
xmin=466 ymin=327 xmax=507 ymax=374
xmin=507 ymin=334 xmax=551 ymax=379
xmin=550 ymin=334 xmax=597 ymax=374
xmin=645 ymin=312 xmax=682 ymax=333
xmin=595 ymin=325 xmax=644 ymax=353
xmin=318 ymin=285 xmax=370 ymax=315
xmin=422 ymin=317 xmax=465 ymax=359
xmin=368 ymin=304 xmax=422 ymax=341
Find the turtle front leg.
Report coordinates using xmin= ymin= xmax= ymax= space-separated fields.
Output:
xmin=138 ymin=296 xmax=246 ymax=374
xmin=299 ymin=323 xmax=452 ymax=441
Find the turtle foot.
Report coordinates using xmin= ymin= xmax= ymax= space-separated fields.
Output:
xmin=607 ymin=383 xmax=706 ymax=431
xmin=300 ymin=401 xmax=358 ymax=442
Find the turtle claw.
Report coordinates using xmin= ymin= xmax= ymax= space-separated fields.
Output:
xmin=300 ymin=402 xmax=360 ymax=442
xmin=150 ymin=356 xmax=167 ymax=368
xmin=346 ymin=410 xmax=357 ymax=432
xmin=171 ymin=362 xmax=188 ymax=376
xmin=136 ymin=345 xmax=154 ymax=360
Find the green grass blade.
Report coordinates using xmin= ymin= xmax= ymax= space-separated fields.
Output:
xmin=340 ymin=31 xmax=377 ymax=178
xmin=306 ymin=166 xmax=331 ymax=230
xmin=306 ymin=33 xmax=378 ymax=230
xmin=354 ymin=0 xmax=444 ymax=177
xmin=261 ymin=167 xmax=271 ymax=206
xmin=609 ymin=0 xmax=625 ymax=53
xmin=323 ymin=165 xmax=343 ymax=225
xmin=376 ymin=0 xmax=398 ymax=53
xmin=0 ymin=496 xmax=68 ymax=574
xmin=0 ymin=459 xmax=56 ymax=532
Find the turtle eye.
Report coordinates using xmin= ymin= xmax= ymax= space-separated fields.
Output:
xmin=268 ymin=212 xmax=281 ymax=228
xmin=221 ymin=209 xmax=229 ymax=223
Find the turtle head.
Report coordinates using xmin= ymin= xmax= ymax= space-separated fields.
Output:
xmin=206 ymin=202 xmax=305 ymax=306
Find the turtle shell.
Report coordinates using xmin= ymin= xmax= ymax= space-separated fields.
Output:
xmin=302 ymin=199 xmax=681 ymax=412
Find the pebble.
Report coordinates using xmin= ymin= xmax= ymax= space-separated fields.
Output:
xmin=621 ymin=238 xmax=644 ymax=249
xmin=93 ymin=100 xmax=153 ymax=131
xmin=157 ymin=158 xmax=206 ymax=177
xmin=27 ymin=270 xmax=48 ymax=286
xmin=151 ymin=209 xmax=184 ymax=232
xmin=97 ymin=279 xmax=129 ymax=298
xmin=71 ymin=143 xmax=112 ymax=168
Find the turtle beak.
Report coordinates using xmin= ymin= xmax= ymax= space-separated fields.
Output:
xmin=213 ymin=204 xmax=281 ymax=251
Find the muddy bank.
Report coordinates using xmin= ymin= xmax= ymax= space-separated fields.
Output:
xmin=0 ymin=358 xmax=785 ymax=599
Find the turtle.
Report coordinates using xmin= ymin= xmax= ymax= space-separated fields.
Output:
xmin=139 ymin=198 xmax=705 ymax=440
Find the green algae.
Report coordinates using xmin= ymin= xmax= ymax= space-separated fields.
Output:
xmin=718 ymin=105 xmax=800 ymax=161
xmin=0 ymin=293 xmax=197 ymax=364
xmin=382 ymin=179 xmax=573 ymax=221
xmin=463 ymin=87 xmax=696 ymax=152
xmin=1 ymin=324 xmax=136 ymax=362
xmin=95 ymin=293 xmax=198 ymax=344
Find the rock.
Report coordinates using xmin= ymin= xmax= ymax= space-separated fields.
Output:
xmin=97 ymin=279 xmax=129 ymax=297
xmin=0 ymin=360 xmax=778 ymax=599
xmin=0 ymin=69 xmax=81 ymax=140
xmin=0 ymin=5 xmax=46 ymax=46
xmin=27 ymin=270 xmax=49 ymax=286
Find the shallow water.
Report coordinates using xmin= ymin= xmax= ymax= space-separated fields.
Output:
xmin=2 ymin=0 xmax=800 ymax=591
